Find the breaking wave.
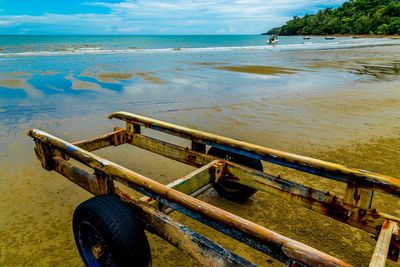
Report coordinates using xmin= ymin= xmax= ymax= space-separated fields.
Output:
xmin=0 ymin=39 xmax=398 ymax=58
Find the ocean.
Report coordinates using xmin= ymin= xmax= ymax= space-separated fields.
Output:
xmin=0 ymin=35 xmax=398 ymax=56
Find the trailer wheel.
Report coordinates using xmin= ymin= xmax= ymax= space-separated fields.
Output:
xmin=73 ymin=195 xmax=151 ymax=267
xmin=208 ymin=147 xmax=263 ymax=202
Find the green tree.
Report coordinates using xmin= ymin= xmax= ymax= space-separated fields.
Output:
xmin=377 ymin=23 xmax=390 ymax=34
xmin=267 ymin=0 xmax=400 ymax=36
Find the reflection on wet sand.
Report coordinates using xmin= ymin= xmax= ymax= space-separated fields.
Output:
xmin=352 ymin=63 xmax=400 ymax=79
xmin=306 ymin=61 xmax=344 ymax=69
xmin=97 ymin=72 xmax=134 ymax=83
xmin=192 ymin=62 xmax=226 ymax=66
xmin=9 ymin=71 xmax=32 ymax=77
xmin=215 ymin=65 xmax=301 ymax=75
xmin=80 ymin=71 xmax=134 ymax=84
xmin=40 ymin=70 xmax=58 ymax=76
xmin=66 ymin=74 xmax=105 ymax=92
xmin=306 ymin=58 xmax=400 ymax=80
xmin=71 ymin=81 xmax=103 ymax=91
xmin=0 ymin=73 xmax=41 ymax=97
xmin=136 ymin=72 xmax=165 ymax=85
xmin=79 ymin=70 xmax=165 ymax=85
xmin=0 ymin=78 xmax=29 ymax=89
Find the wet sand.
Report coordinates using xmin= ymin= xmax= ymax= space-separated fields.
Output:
xmin=215 ymin=65 xmax=301 ymax=75
xmin=136 ymin=72 xmax=165 ymax=85
xmin=97 ymin=72 xmax=134 ymax=83
xmin=79 ymin=70 xmax=165 ymax=85
xmin=1 ymin=45 xmax=400 ymax=266
xmin=80 ymin=71 xmax=135 ymax=84
xmin=0 ymin=76 xmax=41 ymax=97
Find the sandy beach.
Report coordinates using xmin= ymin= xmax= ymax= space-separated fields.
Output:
xmin=1 ymin=43 xmax=400 ymax=266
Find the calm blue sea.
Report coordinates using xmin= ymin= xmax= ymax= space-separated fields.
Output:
xmin=0 ymin=35 xmax=398 ymax=55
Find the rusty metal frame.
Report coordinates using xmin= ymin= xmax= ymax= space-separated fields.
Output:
xmin=27 ymin=111 xmax=400 ymax=267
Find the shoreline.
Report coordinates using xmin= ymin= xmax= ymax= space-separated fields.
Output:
xmin=263 ymin=33 xmax=400 ymax=39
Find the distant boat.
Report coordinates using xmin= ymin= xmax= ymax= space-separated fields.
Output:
xmin=303 ymin=36 xmax=311 ymax=40
xmin=325 ymin=37 xmax=335 ymax=40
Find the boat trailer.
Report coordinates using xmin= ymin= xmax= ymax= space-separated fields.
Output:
xmin=28 ymin=111 xmax=400 ymax=266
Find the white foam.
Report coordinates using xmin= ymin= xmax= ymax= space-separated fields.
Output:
xmin=0 ymin=39 xmax=398 ymax=58
xmin=75 ymin=47 xmax=102 ymax=51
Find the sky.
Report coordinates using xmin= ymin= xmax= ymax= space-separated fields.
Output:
xmin=0 ymin=0 xmax=346 ymax=35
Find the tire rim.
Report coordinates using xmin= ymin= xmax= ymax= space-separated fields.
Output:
xmin=78 ymin=221 xmax=115 ymax=267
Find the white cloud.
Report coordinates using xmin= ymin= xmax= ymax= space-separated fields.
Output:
xmin=216 ymin=27 xmax=236 ymax=34
xmin=116 ymin=26 xmax=141 ymax=33
xmin=0 ymin=20 xmax=14 ymax=27
xmin=83 ymin=0 xmax=346 ymax=33
xmin=0 ymin=0 xmax=346 ymax=34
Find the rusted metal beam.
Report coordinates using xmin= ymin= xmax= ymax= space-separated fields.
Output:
xmin=162 ymin=184 xmax=213 ymax=214
xmin=109 ymin=112 xmax=400 ymax=197
xmin=141 ymin=160 xmax=220 ymax=210
xmin=126 ymin=132 xmax=215 ymax=167
xmin=73 ymin=128 xmax=126 ymax=152
xmin=369 ymin=220 xmax=397 ymax=267
xmin=117 ymin=190 xmax=257 ymax=267
xmin=28 ymin=129 xmax=351 ymax=267
xmin=224 ymin=162 xmax=399 ymax=235
xmin=52 ymin=156 xmax=99 ymax=195
xmin=389 ymin=224 xmax=400 ymax=261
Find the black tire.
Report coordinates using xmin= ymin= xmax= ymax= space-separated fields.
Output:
xmin=208 ymin=147 xmax=263 ymax=202
xmin=73 ymin=195 xmax=151 ymax=267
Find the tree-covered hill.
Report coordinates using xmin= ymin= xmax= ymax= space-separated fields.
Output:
xmin=267 ymin=0 xmax=400 ymax=35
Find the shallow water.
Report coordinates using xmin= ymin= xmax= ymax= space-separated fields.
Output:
xmin=0 ymin=40 xmax=400 ymax=266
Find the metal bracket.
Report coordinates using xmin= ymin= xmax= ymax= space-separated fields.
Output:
xmin=212 ymin=161 xmax=225 ymax=184
xmin=389 ymin=224 xmax=400 ymax=262
xmin=111 ymin=127 xmax=126 ymax=146
xmin=34 ymin=140 xmax=55 ymax=171
xmin=192 ymin=141 xmax=206 ymax=153
xmin=127 ymin=122 xmax=140 ymax=134
xmin=94 ymin=168 xmax=115 ymax=195
xmin=344 ymin=182 xmax=374 ymax=210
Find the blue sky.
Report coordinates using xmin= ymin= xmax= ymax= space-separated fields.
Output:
xmin=0 ymin=0 xmax=346 ymax=35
